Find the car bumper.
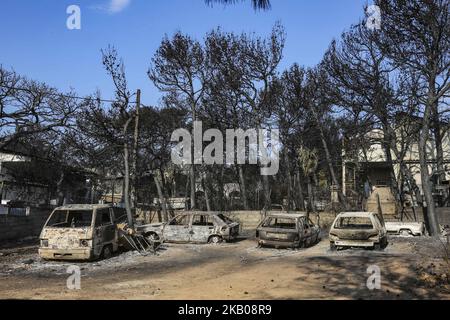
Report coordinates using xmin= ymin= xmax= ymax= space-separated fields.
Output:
xmin=222 ymin=233 xmax=238 ymax=241
xmin=331 ymin=240 xmax=377 ymax=248
xmin=258 ymin=238 xmax=300 ymax=248
xmin=222 ymin=226 xmax=240 ymax=241
xmin=39 ymin=247 xmax=94 ymax=260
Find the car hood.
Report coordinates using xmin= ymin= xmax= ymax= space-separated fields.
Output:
xmin=226 ymin=222 xmax=240 ymax=228
xmin=41 ymin=227 xmax=92 ymax=249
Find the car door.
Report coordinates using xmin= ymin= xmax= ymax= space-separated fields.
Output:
xmin=308 ymin=218 xmax=320 ymax=243
xmin=163 ymin=214 xmax=191 ymax=242
xmin=94 ymin=208 xmax=116 ymax=243
xmin=300 ymin=217 xmax=313 ymax=246
xmin=190 ymin=214 xmax=214 ymax=243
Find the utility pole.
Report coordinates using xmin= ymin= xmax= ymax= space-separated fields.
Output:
xmin=132 ymin=89 xmax=141 ymax=209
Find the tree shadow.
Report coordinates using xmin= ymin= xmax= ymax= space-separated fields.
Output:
xmin=288 ymin=254 xmax=444 ymax=299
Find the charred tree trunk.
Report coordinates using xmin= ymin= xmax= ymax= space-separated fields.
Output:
xmin=307 ymin=175 xmax=314 ymax=214
xmin=317 ymin=126 xmax=346 ymax=208
xmin=284 ymin=148 xmax=293 ymax=211
xmin=419 ymin=84 xmax=440 ymax=236
xmin=153 ymin=173 xmax=168 ymax=222
xmin=202 ymin=174 xmax=211 ymax=212
xmin=218 ymin=166 xmax=225 ymax=211
xmin=263 ymin=174 xmax=271 ymax=210
xmin=190 ymin=164 xmax=196 ymax=210
xmin=123 ymin=117 xmax=134 ymax=230
xmin=131 ymin=89 xmax=141 ymax=208
xmin=185 ymin=172 xmax=190 ymax=211
xmin=296 ymin=169 xmax=306 ymax=211
xmin=56 ymin=171 xmax=65 ymax=206
xmin=238 ymin=165 xmax=249 ymax=210
xmin=432 ymin=104 xmax=447 ymax=204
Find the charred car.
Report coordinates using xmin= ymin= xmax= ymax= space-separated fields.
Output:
xmin=256 ymin=213 xmax=321 ymax=248
xmin=137 ymin=212 xmax=240 ymax=244
xmin=39 ymin=204 xmax=125 ymax=261
xmin=329 ymin=212 xmax=388 ymax=250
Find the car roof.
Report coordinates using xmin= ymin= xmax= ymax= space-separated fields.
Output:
xmin=337 ymin=212 xmax=377 ymax=218
xmin=55 ymin=204 xmax=113 ymax=210
xmin=176 ymin=211 xmax=221 ymax=216
xmin=265 ymin=213 xmax=308 ymax=219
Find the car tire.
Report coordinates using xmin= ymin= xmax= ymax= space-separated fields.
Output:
xmin=329 ymin=243 xmax=337 ymax=251
xmin=209 ymin=235 xmax=222 ymax=244
xmin=101 ymin=245 xmax=113 ymax=260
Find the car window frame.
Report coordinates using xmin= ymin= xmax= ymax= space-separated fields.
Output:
xmin=169 ymin=214 xmax=190 ymax=226
xmin=192 ymin=214 xmax=214 ymax=227
xmin=95 ymin=208 xmax=113 ymax=227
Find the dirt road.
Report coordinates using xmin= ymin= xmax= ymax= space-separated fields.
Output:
xmin=0 ymin=235 xmax=449 ymax=300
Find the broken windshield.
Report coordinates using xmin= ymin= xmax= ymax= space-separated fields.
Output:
xmin=46 ymin=210 xmax=93 ymax=228
xmin=262 ymin=217 xmax=296 ymax=229
xmin=334 ymin=217 xmax=373 ymax=230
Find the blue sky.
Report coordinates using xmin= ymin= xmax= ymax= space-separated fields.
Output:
xmin=0 ymin=0 xmax=370 ymax=105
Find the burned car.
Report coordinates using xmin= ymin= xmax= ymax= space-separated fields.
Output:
xmin=39 ymin=204 xmax=123 ymax=261
xmin=256 ymin=213 xmax=321 ymax=249
xmin=385 ymin=221 xmax=425 ymax=237
xmin=137 ymin=212 xmax=240 ymax=244
xmin=329 ymin=212 xmax=388 ymax=251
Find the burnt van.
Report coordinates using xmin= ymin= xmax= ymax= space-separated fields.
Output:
xmin=39 ymin=204 xmax=126 ymax=261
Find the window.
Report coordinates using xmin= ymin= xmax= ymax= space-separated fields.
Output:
xmin=95 ymin=208 xmax=112 ymax=226
xmin=113 ymin=207 xmax=127 ymax=223
xmin=262 ymin=217 xmax=296 ymax=229
xmin=169 ymin=215 xmax=189 ymax=226
xmin=334 ymin=216 xmax=373 ymax=230
xmin=46 ymin=210 xmax=93 ymax=228
xmin=303 ymin=218 xmax=310 ymax=229
xmin=192 ymin=215 xmax=214 ymax=226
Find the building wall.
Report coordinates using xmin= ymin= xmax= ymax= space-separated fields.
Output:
xmin=347 ymin=128 xmax=450 ymax=194
xmin=0 ymin=208 xmax=51 ymax=241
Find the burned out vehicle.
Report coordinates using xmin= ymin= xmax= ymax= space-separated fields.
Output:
xmin=329 ymin=212 xmax=388 ymax=251
xmin=137 ymin=212 xmax=240 ymax=244
xmin=385 ymin=221 xmax=425 ymax=237
xmin=256 ymin=213 xmax=321 ymax=249
xmin=39 ymin=204 xmax=125 ymax=261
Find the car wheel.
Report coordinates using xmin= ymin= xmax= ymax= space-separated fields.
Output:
xmin=209 ymin=235 xmax=222 ymax=244
xmin=329 ymin=243 xmax=337 ymax=251
xmin=101 ymin=245 xmax=113 ymax=260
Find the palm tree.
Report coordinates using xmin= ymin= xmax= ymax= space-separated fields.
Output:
xmin=205 ymin=0 xmax=271 ymax=10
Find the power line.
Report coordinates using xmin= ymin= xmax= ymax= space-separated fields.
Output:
xmin=0 ymin=84 xmax=138 ymax=105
